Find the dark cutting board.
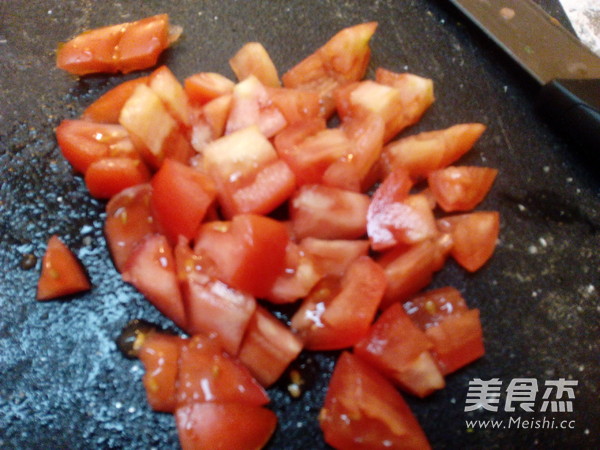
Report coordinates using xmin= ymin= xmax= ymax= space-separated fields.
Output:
xmin=1 ymin=1 xmax=598 ymax=448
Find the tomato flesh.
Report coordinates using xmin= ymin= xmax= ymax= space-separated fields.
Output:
xmin=36 ymin=235 xmax=90 ymax=301
xmin=354 ymin=303 xmax=445 ymax=398
xmin=428 ymin=166 xmax=498 ymax=212
xmin=84 ymin=156 xmax=150 ymax=199
xmin=291 ymin=256 xmax=386 ymax=350
xmin=229 ymin=42 xmax=280 ymax=87
xmin=290 ymin=185 xmax=370 ymax=240
xmin=175 ymin=238 xmax=256 ymax=355
xmin=121 ymin=234 xmax=187 ymax=329
xmin=82 ymin=76 xmax=149 ymax=123
xmin=238 ymin=307 xmax=303 ymax=386
xmin=437 ymin=211 xmax=500 ymax=272
xmin=320 ymin=352 xmax=431 ymax=450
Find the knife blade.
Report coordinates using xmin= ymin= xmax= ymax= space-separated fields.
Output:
xmin=449 ymin=0 xmax=600 ymax=164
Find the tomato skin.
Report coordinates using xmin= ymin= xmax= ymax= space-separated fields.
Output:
xmin=290 ymin=184 xmax=370 ymax=240
xmin=85 ymin=157 xmax=150 ymax=199
xmin=56 ymin=120 xmax=137 ymax=174
xmin=437 ymin=211 xmax=500 ymax=272
xmin=382 ymin=123 xmax=486 ymax=180
xmin=121 ymin=234 xmax=187 ymax=329
xmin=104 ymin=183 xmax=157 ymax=272
xmin=138 ymin=332 xmax=185 ymax=412
xmin=354 ymin=303 xmax=445 ymax=398
xmin=238 ymin=306 xmax=303 ymax=386
xmin=36 ymin=235 xmax=91 ymax=301
xmin=291 ymin=256 xmax=386 ymax=350
xmin=229 ymin=42 xmax=280 ymax=87
xmin=175 ymin=238 xmax=256 ymax=356
xmin=320 ymin=352 xmax=431 ymax=450
xmin=82 ymin=76 xmax=149 ymax=123
xmin=150 ymin=159 xmax=216 ymax=243
xmin=177 ymin=334 xmax=269 ymax=407
xmin=428 ymin=166 xmax=498 ymax=212
xmin=176 ymin=403 xmax=277 ymax=450
xmin=56 ymin=14 xmax=173 ymax=75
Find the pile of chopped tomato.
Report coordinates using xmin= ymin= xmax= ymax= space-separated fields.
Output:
xmin=45 ymin=16 xmax=502 ymax=450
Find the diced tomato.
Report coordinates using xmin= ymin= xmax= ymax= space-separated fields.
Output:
xmin=424 ymin=309 xmax=485 ymax=375
xmin=378 ymin=238 xmax=448 ymax=309
xmin=85 ymin=157 xmax=150 ymax=199
xmin=282 ymin=22 xmax=377 ymax=117
xmin=225 ymin=76 xmax=287 ymax=138
xmin=82 ymin=77 xmax=149 ymax=123
xmin=176 ymin=403 xmax=277 ymax=450
xmin=402 ymin=288 xmax=485 ymax=375
xmin=121 ymin=234 xmax=186 ymax=329
xmin=203 ymin=126 xmax=295 ymax=217
xmin=148 ymin=66 xmax=191 ymax=127
xmin=202 ymin=94 xmax=233 ymax=140
xmin=428 ymin=166 xmax=498 ymax=212
xmin=403 ymin=286 xmax=469 ymax=329
xmin=194 ymin=215 xmax=289 ymax=298
xmin=322 ymin=113 xmax=385 ymax=191
xmin=238 ymin=307 xmax=304 ymax=386
xmin=36 ymin=235 xmax=90 ymax=301
xmin=55 ymin=120 xmax=137 ymax=174
xmin=319 ymin=352 xmax=431 ymax=450
xmin=56 ymin=14 xmax=177 ymax=75
xmin=175 ymin=238 xmax=256 ymax=355
xmin=229 ymin=42 xmax=280 ymax=87
xmin=291 ymin=256 xmax=386 ymax=350
xmin=299 ymin=237 xmax=369 ymax=278
xmin=366 ymin=167 xmax=421 ymax=251
xmin=185 ymin=72 xmax=235 ymax=105
xmin=289 ymin=185 xmax=370 ymax=240
xmin=274 ymin=117 xmax=326 ymax=154
xmin=265 ymin=242 xmax=321 ymax=304
xmin=375 ymin=68 xmax=435 ymax=139
xmin=335 ymin=78 xmax=430 ymax=143
xmin=120 ymin=84 xmax=195 ymax=169
xmin=177 ymin=334 xmax=269 ymax=406
xmin=437 ymin=211 xmax=500 ymax=272
xmin=138 ymin=331 xmax=185 ymax=412
xmin=382 ymin=123 xmax=486 ymax=180
xmin=354 ymin=303 xmax=445 ymax=398
xmin=268 ymin=87 xmax=321 ymax=124
xmin=104 ymin=184 xmax=157 ymax=272
xmin=150 ymin=159 xmax=216 ymax=243
xmin=278 ymin=127 xmax=352 ymax=186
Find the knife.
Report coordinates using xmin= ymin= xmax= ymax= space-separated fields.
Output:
xmin=448 ymin=0 xmax=600 ymax=164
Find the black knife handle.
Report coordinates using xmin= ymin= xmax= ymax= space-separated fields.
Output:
xmin=537 ymin=78 xmax=600 ymax=166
